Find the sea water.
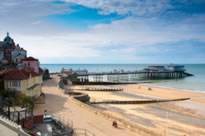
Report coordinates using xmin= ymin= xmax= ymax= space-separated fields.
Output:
xmin=40 ymin=64 xmax=205 ymax=91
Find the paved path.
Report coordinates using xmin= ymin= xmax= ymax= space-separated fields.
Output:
xmin=34 ymin=76 xmax=138 ymax=136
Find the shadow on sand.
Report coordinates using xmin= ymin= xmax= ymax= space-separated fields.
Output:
xmin=42 ymin=77 xmax=60 ymax=87
xmin=34 ymin=92 xmax=68 ymax=115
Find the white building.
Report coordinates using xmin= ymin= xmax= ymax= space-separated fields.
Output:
xmin=0 ymin=50 xmax=3 ymax=61
xmin=11 ymin=44 xmax=27 ymax=63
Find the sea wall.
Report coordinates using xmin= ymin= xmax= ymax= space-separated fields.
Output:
xmin=65 ymin=92 xmax=90 ymax=102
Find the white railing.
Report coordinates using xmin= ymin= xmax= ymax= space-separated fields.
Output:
xmin=73 ymin=128 xmax=95 ymax=136
xmin=52 ymin=115 xmax=73 ymax=129
xmin=0 ymin=116 xmax=30 ymax=136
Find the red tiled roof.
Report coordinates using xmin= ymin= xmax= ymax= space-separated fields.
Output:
xmin=22 ymin=56 xmax=38 ymax=61
xmin=0 ymin=69 xmax=14 ymax=78
xmin=2 ymin=68 xmax=40 ymax=80
xmin=4 ymin=69 xmax=28 ymax=80
xmin=21 ymin=69 xmax=40 ymax=77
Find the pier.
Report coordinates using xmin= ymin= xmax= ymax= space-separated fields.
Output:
xmin=61 ymin=65 xmax=194 ymax=83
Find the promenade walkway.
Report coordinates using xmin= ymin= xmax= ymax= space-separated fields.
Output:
xmin=34 ymin=75 xmax=138 ymax=136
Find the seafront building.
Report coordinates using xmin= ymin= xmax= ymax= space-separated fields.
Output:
xmin=11 ymin=44 xmax=27 ymax=63
xmin=1 ymin=68 xmax=42 ymax=97
xmin=0 ymin=33 xmax=27 ymax=63
xmin=21 ymin=57 xmax=40 ymax=73
xmin=0 ymin=33 xmax=45 ymax=136
xmin=0 ymin=33 xmax=43 ymax=97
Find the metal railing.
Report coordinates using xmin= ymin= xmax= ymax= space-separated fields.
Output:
xmin=0 ymin=100 xmax=32 ymax=127
xmin=52 ymin=115 xmax=73 ymax=129
xmin=73 ymin=128 xmax=95 ymax=136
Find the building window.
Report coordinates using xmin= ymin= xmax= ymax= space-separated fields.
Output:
xmin=12 ymin=81 xmax=20 ymax=87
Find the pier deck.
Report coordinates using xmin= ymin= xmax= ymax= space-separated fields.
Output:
xmin=62 ymin=66 xmax=194 ymax=83
xmin=75 ymin=70 xmax=191 ymax=76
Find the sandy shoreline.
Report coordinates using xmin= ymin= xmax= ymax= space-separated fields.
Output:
xmin=118 ymin=84 xmax=205 ymax=105
xmin=73 ymin=83 xmax=205 ymax=135
xmin=142 ymin=83 xmax=205 ymax=93
xmin=35 ymin=75 xmax=205 ymax=136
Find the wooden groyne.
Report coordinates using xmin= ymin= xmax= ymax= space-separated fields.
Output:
xmin=73 ymin=87 xmax=123 ymax=92
xmin=90 ymin=98 xmax=190 ymax=104
xmin=72 ymin=81 xmax=134 ymax=85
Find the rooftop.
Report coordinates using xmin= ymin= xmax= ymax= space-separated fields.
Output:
xmin=0 ymin=68 xmax=40 ymax=80
xmin=22 ymin=56 xmax=38 ymax=61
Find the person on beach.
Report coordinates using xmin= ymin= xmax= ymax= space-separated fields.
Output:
xmin=112 ymin=121 xmax=118 ymax=128
xmin=112 ymin=121 xmax=115 ymax=127
xmin=148 ymin=87 xmax=152 ymax=91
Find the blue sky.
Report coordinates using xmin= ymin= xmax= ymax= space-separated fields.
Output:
xmin=47 ymin=4 xmax=125 ymax=29
xmin=0 ymin=0 xmax=205 ymax=64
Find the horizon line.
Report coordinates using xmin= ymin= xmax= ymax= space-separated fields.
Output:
xmin=40 ymin=63 xmax=205 ymax=65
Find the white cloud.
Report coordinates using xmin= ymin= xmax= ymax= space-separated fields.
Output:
xmin=63 ymin=0 xmax=171 ymax=16
xmin=1 ymin=14 xmax=204 ymax=63
xmin=11 ymin=35 xmax=99 ymax=59
xmin=0 ymin=0 xmax=205 ymax=63
xmin=0 ymin=0 xmax=72 ymax=34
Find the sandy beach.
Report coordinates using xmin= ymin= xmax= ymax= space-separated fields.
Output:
xmin=122 ymin=84 xmax=205 ymax=104
xmin=34 ymin=76 xmax=138 ymax=136
xmin=73 ymin=84 xmax=205 ymax=136
xmin=34 ymin=75 xmax=205 ymax=136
